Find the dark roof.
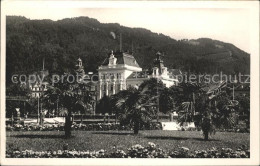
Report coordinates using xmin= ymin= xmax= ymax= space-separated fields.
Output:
xmin=101 ymin=52 xmax=140 ymax=68
xmin=127 ymin=71 xmax=151 ymax=79
xmin=168 ymin=69 xmax=182 ymax=76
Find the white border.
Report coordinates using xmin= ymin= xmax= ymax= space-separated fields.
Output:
xmin=1 ymin=1 xmax=259 ymax=165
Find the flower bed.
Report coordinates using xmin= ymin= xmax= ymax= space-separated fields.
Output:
xmin=6 ymin=123 xmax=249 ymax=133
xmin=216 ymin=128 xmax=250 ymax=133
xmin=6 ymin=122 xmax=162 ymax=131
xmin=6 ymin=142 xmax=249 ymax=158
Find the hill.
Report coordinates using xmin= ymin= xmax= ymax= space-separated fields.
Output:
xmin=6 ymin=16 xmax=250 ymax=85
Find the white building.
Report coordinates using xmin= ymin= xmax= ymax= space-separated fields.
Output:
xmin=97 ymin=51 xmax=142 ymax=99
xmin=97 ymin=51 xmax=180 ymax=99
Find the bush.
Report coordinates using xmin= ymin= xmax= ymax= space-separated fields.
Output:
xmin=6 ymin=142 xmax=249 ymax=158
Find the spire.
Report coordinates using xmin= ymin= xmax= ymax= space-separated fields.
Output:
xmin=75 ymin=57 xmax=85 ymax=75
xmin=109 ymin=50 xmax=117 ymax=66
xmin=77 ymin=57 xmax=82 ymax=67
xmin=154 ymin=51 xmax=165 ymax=75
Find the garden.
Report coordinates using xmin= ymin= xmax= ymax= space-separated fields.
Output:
xmin=6 ymin=76 xmax=250 ymax=158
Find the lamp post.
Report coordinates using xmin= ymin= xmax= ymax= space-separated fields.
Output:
xmin=233 ymin=79 xmax=237 ymax=101
xmin=37 ymin=96 xmax=40 ymax=124
xmin=87 ymin=71 xmax=96 ymax=115
xmin=156 ymin=76 xmax=160 ymax=122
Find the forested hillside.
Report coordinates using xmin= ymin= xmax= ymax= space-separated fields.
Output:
xmin=6 ymin=16 xmax=250 ymax=85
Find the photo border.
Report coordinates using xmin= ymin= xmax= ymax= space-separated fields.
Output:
xmin=1 ymin=1 xmax=259 ymax=165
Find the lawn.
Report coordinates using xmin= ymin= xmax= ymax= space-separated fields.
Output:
xmin=6 ymin=130 xmax=249 ymax=152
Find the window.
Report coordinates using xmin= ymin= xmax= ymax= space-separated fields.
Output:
xmin=110 ymin=85 xmax=113 ymax=91
xmin=154 ymin=69 xmax=156 ymax=75
xmin=117 ymin=73 xmax=121 ymax=79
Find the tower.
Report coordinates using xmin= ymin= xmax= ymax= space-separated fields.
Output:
xmin=75 ymin=58 xmax=85 ymax=76
xmin=108 ymin=51 xmax=117 ymax=66
xmin=153 ymin=51 xmax=166 ymax=75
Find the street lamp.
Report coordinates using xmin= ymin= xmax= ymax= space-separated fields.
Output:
xmin=233 ymin=79 xmax=238 ymax=101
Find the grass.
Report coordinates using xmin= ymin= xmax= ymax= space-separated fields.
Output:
xmin=6 ymin=130 xmax=249 ymax=152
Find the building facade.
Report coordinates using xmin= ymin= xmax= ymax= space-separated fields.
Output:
xmin=97 ymin=51 xmax=180 ymax=100
xmin=97 ymin=51 xmax=142 ymax=99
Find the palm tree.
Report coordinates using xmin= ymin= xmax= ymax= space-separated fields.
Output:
xmin=177 ymin=82 xmax=203 ymax=126
xmin=44 ymin=73 xmax=91 ymax=138
xmin=177 ymin=82 xmax=238 ymax=140
xmin=111 ymin=87 xmax=155 ymax=134
xmin=138 ymin=78 xmax=166 ymax=121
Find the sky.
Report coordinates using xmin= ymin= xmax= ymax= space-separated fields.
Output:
xmin=3 ymin=1 xmax=253 ymax=53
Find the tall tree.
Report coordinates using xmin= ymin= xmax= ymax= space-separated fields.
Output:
xmin=44 ymin=73 xmax=91 ymax=137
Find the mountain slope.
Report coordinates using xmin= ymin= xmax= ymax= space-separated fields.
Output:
xmin=6 ymin=16 xmax=250 ymax=85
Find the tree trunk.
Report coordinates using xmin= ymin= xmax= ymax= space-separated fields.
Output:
xmin=204 ymin=130 xmax=209 ymax=141
xmin=64 ymin=111 xmax=72 ymax=138
xmin=115 ymin=115 xmax=118 ymax=124
xmin=134 ymin=122 xmax=139 ymax=134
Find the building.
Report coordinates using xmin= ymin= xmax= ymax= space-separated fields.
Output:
xmin=97 ymin=51 xmax=142 ymax=99
xmin=97 ymin=51 xmax=180 ymax=99
xmin=29 ymin=70 xmax=49 ymax=98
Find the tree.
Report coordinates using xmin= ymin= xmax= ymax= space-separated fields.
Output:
xmin=6 ymin=82 xmax=31 ymax=119
xmin=111 ymin=87 xmax=155 ymax=134
xmin=177 ymin=82 xmax=203 ymax=127
xmin=159 ymin=87 xmax=175 ymax=114
xmin=6 ymin=82 xmax=30 ymax=97
xmin=44 ymin=73 xmax=91 ymax=138
xmin=236 ymin=94 xmax=250 ymax=128
xmin=177 ymin=82 xmax=237 ymax=140
xmin=138 ymin=78 xmax=170 ymax=120
xmin=96 ymin=94 xmax=112 ymax=115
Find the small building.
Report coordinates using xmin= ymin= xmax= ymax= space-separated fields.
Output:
xmin=29 ymin=70 xmax=49 ymax=98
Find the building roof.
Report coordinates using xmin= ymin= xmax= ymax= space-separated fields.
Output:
xmin=127 ymin=71 xmax=151 ymax=79
xmin=168 ymin=69 xmax=182 ymax=76
xmin=101 ymin=51 xmax=140 ymax=68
